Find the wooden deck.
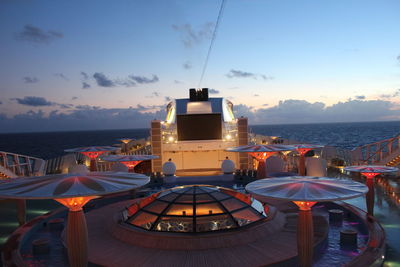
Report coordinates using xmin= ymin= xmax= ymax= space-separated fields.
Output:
xmin=86 ymin=200 xmax=328 ymax=267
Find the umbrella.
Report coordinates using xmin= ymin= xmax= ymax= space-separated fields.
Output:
xmin=118 ymin=138 xmax=134 ymax=152
xmin=291 ymin=144 xmax=324 ymax=176
xmin=344 ymin=165 xmax=398 ymax=215
xmin=246 ymin=176 xmax=367 ymax=267
xmin=65 ymin=146 xmax=119 ymax=171
xmin=226 ymin=144 xmax=296 ymax=179
xmin=0 ymin=171 xmax=150 ymax=267
xmin=101 ymin=154 xmax=159 ymax=171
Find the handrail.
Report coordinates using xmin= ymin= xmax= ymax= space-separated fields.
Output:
xmin=351 ymin=134 xmax=400 ymax=165
xmin=0 ymin=151 xmax=44 ymax=177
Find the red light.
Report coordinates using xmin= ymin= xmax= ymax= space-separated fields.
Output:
xmin=81 ymin=151 xmax=106 ymax=160
xmin=55 ymin=196 xmax=97 ymax=211
xmin=293 ymin=201 xmax=317 ymax=211
xmin=361 ymin=172 xmax=379 ymax=179
xmin=296 ymin=148 xmax=312 ymax=156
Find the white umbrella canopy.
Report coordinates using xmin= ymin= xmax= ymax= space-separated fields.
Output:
xmin=64 ymin=146 xmax=119 ymax=153
xmin=246 ymin=176 xmax=368 ymax=202
xmin=344 ymin=165 xmax=398 ymax=174
xmin=0 ymin=172 xmax=150 ymax=200
xmin=101 ymin=155 xmax=159 ymax=162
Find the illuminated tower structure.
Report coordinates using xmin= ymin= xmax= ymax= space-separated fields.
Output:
xmin=151 ymin=89 xmax=249 ymax=173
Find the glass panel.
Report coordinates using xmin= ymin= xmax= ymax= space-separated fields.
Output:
xmin=143 ymin=200 xmax=169 ymax=214
xmin=251 ymin=199 xmax=267 ymax=215
xmin=174 ymin=194 xmax=194 ymax=203
xmin=199 ymin=186 xmax=218 ymax=193
xmin=231 ymin=209 xmax=263 ymax=226
xmin=29 ymin=158 xmax=35 ymax=171
xmin=7 ymin=155 xmax=15 ymax=166
xmin=129 ymin=211 xmax=158 ymax=230
xmin=221 ymin=198 xmax=246 ymax=212
xmin=158 ymin=192 xmax=180 ymax=202
xmin=196 ymin=214 xmax=236 ymax=232
xmin=166 ymin=204 xmax=193 ymax=216
xmin=195 ymin=193 xmax=215 ymax=203
xmin=196 ymin=203 xmax=224 ymax=216
xmin=183 ymin=187 xmax=196 ymax=194
xmin=210 ymin=191 xmax=230 ymax=201
xmin=171 ymin=187 xmax=190 ymax=194
xmin=18 ymin=156 xmax=27 ymax=164
xmin=0 ymin=154 xmax=4 ymax=166
xmin=155 ymin=217 xmax=193 ymax=232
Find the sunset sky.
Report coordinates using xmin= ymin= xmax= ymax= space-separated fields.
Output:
xmin=1 ymin=0 xmax=400 ymax=132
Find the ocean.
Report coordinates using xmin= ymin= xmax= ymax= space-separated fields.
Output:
xmin=0 ymin=121 xmax=399 ymax=159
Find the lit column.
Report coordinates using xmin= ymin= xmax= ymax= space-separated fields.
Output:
xmin=293 ymin=201 xmax=317 ymax=267
xmin=56 ymin=196 xmax=97 ymax=267
xmin=361 ymin=172 xmax=379 ymax=216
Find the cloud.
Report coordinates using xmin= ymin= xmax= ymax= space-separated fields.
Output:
xmin=165 ymin=96 xmax=172 ymax=102
xmin=93 ymin=72 xmax=115 ymax=87
xmin=254 ymin=94 xmax=259 ymax=97
xmin=397 ymin=55 xmax=400 ymax=62
xmin=82 ymin=82 xmax=91 ymax=89
xmin=208 ymin=89 xmax=220 ymax=94
xmin=71 ymin=96 xmax=78 ymax=100
xmin=12 ymin=96 xmax=54 ymax=106
xmin=54 ymin=73 xmax=68 ymax=81
xmin=146 ymin=92 xmax=160 ymax=98
xmin=174 ymin=80 xmax=183 ymax=84
xmin=183 ymin=61 xmax=192 ymax=69
xmin=0 ymin=101 xmax=2 ymax=105
xmin=379 ymin=89 xmax=400 ymax=99
xmin=129 ymin=74 xmax=159 ymax=84
xmin=234 ymin=99 xmax=399 ymax=125
xmin=15 ymin=24 xmax=63 ymax=44
xmin=172 ymin=23 xmax=214 ymax=48
xmin=226 ymin=69 xmax=273 ymax=80
xmin=0 ymin=106 xmax=167 ymax=133
xmin=23 ymin=76 xmax=39 ymax=83
xmin=355 ymin=95 xmax=365 ymax=100
xmin=80 ymin=72 xmax=89 ymax=80
xmin=226 ymin=69 xmax=255 ymax=78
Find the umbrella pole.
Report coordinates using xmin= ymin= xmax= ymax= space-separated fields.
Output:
xmin=297 ymin=209 xmax=313 ymax=267
xmin=89 ymin=159 xmax=97 ymax=172
xmin=16 ymin=199 xmax=26 ymax=226
xmin=299 ymin=155 xmax=306 ymax=176
xmin=67 ymin=209 xmax=88 ymax=267
xmin=257 ymin=160 xmax=267 ymax=179
xmin=366 ymin=178 xmax=375 ymax=216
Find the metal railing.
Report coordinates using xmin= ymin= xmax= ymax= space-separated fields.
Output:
xmin=0 ymin=151 xmax=45 ymax=178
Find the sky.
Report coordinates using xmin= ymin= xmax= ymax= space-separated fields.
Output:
xmin=0 ymin=0 xmax=400 ymax=132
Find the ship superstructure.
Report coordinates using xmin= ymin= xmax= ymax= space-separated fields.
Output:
xmin=150 ymin=88 xmax=249 ymax=174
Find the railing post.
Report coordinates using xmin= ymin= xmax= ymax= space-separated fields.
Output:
xmin=378 ymin=143 xmax=383 ymax=162
xmin=365 ymin=145 xmax=370 ymax=164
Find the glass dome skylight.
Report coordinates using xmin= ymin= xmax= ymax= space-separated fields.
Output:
xmin=124 ymin=185 xmax=267 ymax=233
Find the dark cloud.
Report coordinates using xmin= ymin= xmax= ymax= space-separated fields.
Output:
xmin=75 ymin=105 xmax=101 ymax=110
xmin=397 ymin=55 xmax=400 ymax=62
xmin=93 ymin=72 xmax=115 ymax=87
xmin=82 ymin=82 xmax=91 ymax=89
xmin=0 ymin=101 xmax=2 ymax=105
xmin=208 ymin=89 xmax=220 ymax=94
xmin=54 ymin=73 xmax=68 ymax=81
xmin=12 ymin=96 xmax=53 ymax=106
xmin=129 ymin=74 xmax=159 ymax=84
xmin=80 ymin=72 xmax=89 ymax=80
xmin=146 ymin=92 xmax=160 ymax=98
xmin=254 ymin=94 xmax=260 ymax=97
xmin=355 ymin=95 xmax=365 ymax=100
xmin=58 ymin=103 xmax=74 ymax=109
xmin=226 ymin=69 xmax=273 ymax=80
xmin=172 ymin=23 xmax=214 ymax=48
xmin=379 ymin=89 xmax=400 ymax=99
xmin=165 ymin=96 xmax=172 ymax=102
xmin=234 ymin=99 xmax=399 ymax=125
xmin=71 ymin=96 xmax=78 ymax=100
xmin=15 ymin=24 xmax=63 ymax=44
xmin=174 ymin=80 xmax=183 ymax=84
xmin=183 ymin=61 xmax=192 ymax=69
xmin=23 ymin=76 xmax=39 ymax=83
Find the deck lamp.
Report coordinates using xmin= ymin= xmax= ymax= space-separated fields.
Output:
xmin=0 ymin=171 xmax=150 ymax=267
xmin=65 ymin=146 xmax=119 ymax=172
xmin=344 ymin=165 xmax=398 ymax=215
xmin=246 ymin=176 xmax=367 ymax=267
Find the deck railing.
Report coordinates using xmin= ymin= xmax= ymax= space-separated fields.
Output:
xmin=350 ymin=135 xmax=400 ymax=165
xmin=0 ymin=151 xmax=45 ymax=178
